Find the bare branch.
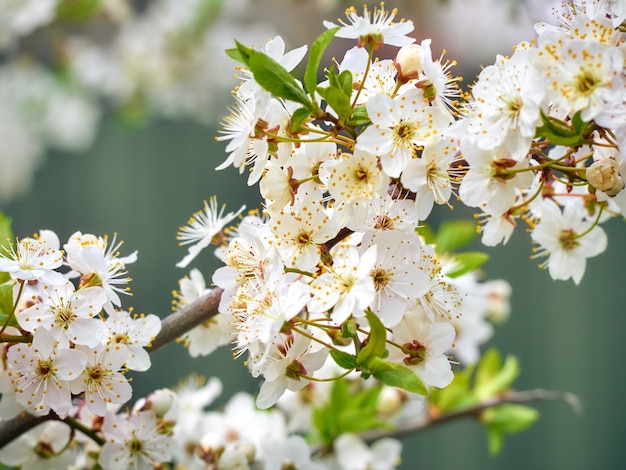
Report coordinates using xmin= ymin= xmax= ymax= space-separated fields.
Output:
xmin=359 ymin=388 xmax=582 ymax=444
xmin=149 ymin=287 xmax=223 ymax=353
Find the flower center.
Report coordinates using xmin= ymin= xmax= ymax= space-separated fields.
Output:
xmin=558 ymin=229 xmax=580 ymax=251
xmin=54 ymin=306 xmax=76 ymax=328
xmin=394 ymin=120 xmax=416 ymax=144
xmin=575 ymin=69 xmax=600 ymax=96
xmin=371 ymin=267 xmax=391 ymax=290
xmin=401 ymin=340 xmax=427 ymax=366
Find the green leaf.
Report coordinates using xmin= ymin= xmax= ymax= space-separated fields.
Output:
xmin=486 ymin=404 xmax=540 ymax=433
xmin=337 ymin=70 xmax=354 ymax=98
xmin=235 ymin=41 xmax=312 ymax=108
xmin=434 ymin=219 xmax=478 ymax=255
xmin=316 ymin=86 xmax=353 ymax=123
xmin=535 ymin=109 xmax=587 ymax=146
xmin=330 ymin=349 xmax=357 ymax=370
xmin=474 ymin=349 xmax=520 ymax=400
xmin=444 ymin=252 xmax=490 ymax=278
xmin=304 ymin=27 xmax=340 ymax=95
xmin=225 ymin=47 xmax=245 ymax=63
xmin=312 ymin=379 xmax=389 ymax=444
xmin=430 ymin=364 xmax=477 ymax=412
xmin=347 ymin=105 xmax=370 ymax=126
xmin=289 ymin=107 xmax=312 ymax=133
xmin=486 ymin=426 xmax=505 ymax=455
xmin=357 ymin=309 xmax=387 ymax=367
xmin=56 ymin=0 xmax=101 ymax=22
xmin=369 ymin=358 xmax=427 ymax=396
xmin=0 ymin=281 xmax=15 ymax=326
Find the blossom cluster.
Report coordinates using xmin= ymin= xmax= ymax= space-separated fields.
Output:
xmin=173 ymin=0 xmax=624 ymax=412
xmin=176 ymin=3 xmax=517 ymax=412
xmin=0 ymin=229 xmax=162 ymax=468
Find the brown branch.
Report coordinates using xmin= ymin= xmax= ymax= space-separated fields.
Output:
xmin=0 ymin=288 xmax=224 ymax=448
xmin=359 ymin=388 xmax=582 ymax=444
xmin=149 ymin=287 xmax=223 ymax=353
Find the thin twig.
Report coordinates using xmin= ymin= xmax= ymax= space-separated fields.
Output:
xmin=359 ymin=388 xmax=582 ymax=444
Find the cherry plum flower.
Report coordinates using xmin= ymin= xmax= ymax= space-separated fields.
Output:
xmin=324 ymin=3 xmax=415 ymax=49
xmin=99 ymin=409 xmax=175 ymax=470
xmin=176 ymin=196 xmax=245 ymax=269
xmin=103 ymin=310 xmax=161 ymax=372
xmin=17 ymin=281 xmax=107 ymax=348
xmin=531 ymin=199 xmax=608 ymax=284
xmin=5 ymin=329 xmax=87 ymax=418
xmin=357 ymin=88 xmax=452 ymax=177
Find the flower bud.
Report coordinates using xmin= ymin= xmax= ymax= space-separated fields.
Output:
xmin=587 ymin=157 xmax=624 ymax=196
xmin=395 ymin=44 xmax=422 ymax=83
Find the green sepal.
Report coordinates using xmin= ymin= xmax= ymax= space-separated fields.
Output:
xmin=368 ymin=357 xmax=428 ymax=396
xmin=535 ymin=109 xmax=588 ymax=146
xmin=330 ymin=349 xmax=357 ymax=370
xmin=434 ymin=219 xmax=478 ymax=255
xmin=304 ymin=27 xmax=340 ymax=96
xmin=444 ymin=252 xmax=490 ymax=278
xmin=234 ymin=41 xmax=312 ymax=109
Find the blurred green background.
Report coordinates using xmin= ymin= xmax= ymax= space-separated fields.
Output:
xmin=3 ymin=0 xmax=626 ymax=469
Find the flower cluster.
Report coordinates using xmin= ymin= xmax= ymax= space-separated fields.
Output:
xmin=0 ymin=229 xmax=164 ymax=468
xmin=178 ymin=2 xmax=515 ymax=413
xmin=168 ymin=0 xmax=623 ymax=463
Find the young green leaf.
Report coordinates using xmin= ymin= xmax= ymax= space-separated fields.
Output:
xmin=337 ymin=70 xmax=354 ymax=98
xmin=235 ymin=41 xmax=312 ymax=108
xmin=483 ymin=404 xmax=540 ymax=453
xmin=535 ymin=109 xmax=587 ymax=146
xmin=289 ymin=107 xmax=312 ymax=133
xmin=0 ymin=281 xmax=15 ymax=326
xmin=330 ymin=349 xmax=357 ymax=370
xmin=368 ymin=357 xmax=428 ymax=396
xmin=474 ymin=349 xmax=520 ymax=400
xmin=347 ymin=105 xmax=370 ymax=126
xmin=357 ymin=309 xmax=388 ymax=367
xmin=312 ymin=379 xmax=389 ymax=444
xmin=316 ymin=86 xmax=353 ymax=123
xmin=434 ymin=219 xmax=478 ymax=254
xmin=304 ymin=26 xmax=340 ymax=95
xmin=444 ymin=252 xmax=490 ymax=278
